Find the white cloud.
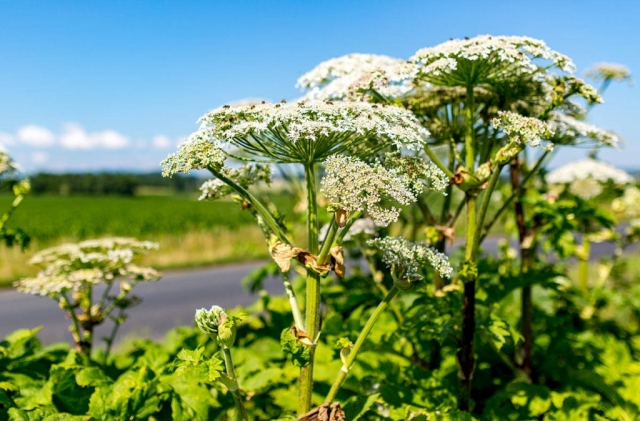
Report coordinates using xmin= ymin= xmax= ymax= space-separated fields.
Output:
xmin=0 ymin=133 xmax=15 ymax=146
xmin=17 ymin=125 xmax=56 ymax=147
xmin=152 ymin=135 xmax=172 ymax=149
xmin=59 ymin=123 xmax=130 ymax=149
xmin=31 ymin=151 xmax=49 ymax=165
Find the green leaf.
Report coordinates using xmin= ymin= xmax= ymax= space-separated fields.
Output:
xmin=280 ymin=327 xmax=310 ymax=368
xmin=75 ymin=367 xmax=111 ymax=387
xmin=343 ymin=393 xmax=379 ymax=420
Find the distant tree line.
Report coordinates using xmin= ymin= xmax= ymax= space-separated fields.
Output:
xmin=29 ymin=172 xmax=202 ymax=196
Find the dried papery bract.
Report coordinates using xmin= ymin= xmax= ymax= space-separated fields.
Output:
xmin=411 ymin=35 xmax=575 ymax=86
xmin=296 ymin=53 xmax=417 ymax=101
xmin=14 ymin=237 xmax=160 ymax=361
xmin=197 ymin=101 xmax=429 ymax=164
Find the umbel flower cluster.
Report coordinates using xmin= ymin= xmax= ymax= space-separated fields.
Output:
xmin=0 ymin=145 xmax=20 ymax=179
xmin=296 ymin=53 xmax=416 ymax=101
xmin=491 ymin=111 xmax=554 ymax=148
xmin=548 ymin=113 xmax=619 ymax=148
xmin=161 ymin=132 xmax=227 ymax=177
xmin=195 ymin=100 xmax=429 ymax=163
xmin=15 ymin=238 xmax=161 ymax=297
xmin=321 ymin=154 xmax=448 ymax=226
xmin=199 ymin=164 xmax=271 ymax=201
xmin=586 ymin=63 xmax=632 ymax=82
xmin=368 ymin=236 xmax=452 ymax=281
xmin=411 ymin=35 xmax=575 ymax=86
xmin=546 ymin=159 xmax=635 ymax=200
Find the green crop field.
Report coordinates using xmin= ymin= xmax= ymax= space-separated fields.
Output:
xmin=0 ymin=194 xmax=291 ymax=286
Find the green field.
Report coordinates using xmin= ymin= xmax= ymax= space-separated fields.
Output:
xmin=0 ymin=194 xmax=282 ymax=286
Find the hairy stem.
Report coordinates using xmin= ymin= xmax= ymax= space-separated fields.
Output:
xmin=299 ymin=163 xmax=321 ymax=415
xmin=459 ymin=83 xmax=477 ymax=412
xmin=424 ymin=145 xmax=455 ymax=179
xmin=510 ymin=159 xmax=533 ymax=381
xmin=324 ymin=283 xmax=401 ymax=404
xmin=222 ymin=347 xmax=249 ymax=421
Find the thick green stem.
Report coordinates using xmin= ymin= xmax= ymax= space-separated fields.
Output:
xmin=579 ymin=236 xmax=591 ymax=293
xmin=222 ymin=347 xmax=249 ymax=421
xmin=510 ymin=159 xmax=533 ymax=381
xmin=213 ymin=168 xmax=292 ymax=245
xmin=299 ymin=163 xmax=321 ymax=415
xmin=459 ymin=83 xmax=477 ymax=412
xmin=324 ymin=283 xmax=401 ymax=404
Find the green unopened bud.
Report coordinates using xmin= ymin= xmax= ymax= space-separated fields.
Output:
xmin=195 ymin=305 xmax=237 ymax=348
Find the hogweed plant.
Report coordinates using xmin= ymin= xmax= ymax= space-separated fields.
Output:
xmin=162 ymin=99 xmax=452 ymax=416
xmin=297 ymin=34 xmax=631 ymax=409
xmin=14 ymin=238 xmax=161 ymax=364
xmin=0 ymin=145 xmax=30 ymax=250
xmin=161 ymin=34 xmax=632 ymax=417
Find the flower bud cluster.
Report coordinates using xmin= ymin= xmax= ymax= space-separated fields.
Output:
xmin=15 ymin=238 xmax=160 ymax=297
xmin=368 ymin=236 xmax=452 ymax=281
xmin=195 ymin=305 xmax=239 ymax=348
xmin=199 ymin=164 xmax=271 ymax=201
xmin=161 ymin=129 xmax=227 ymax=177
xmin=321 ymin=154 xmax=445 ymax=226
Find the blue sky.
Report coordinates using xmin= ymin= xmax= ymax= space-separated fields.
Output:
xmin=1 ymin=0 xmax=638 ymax=173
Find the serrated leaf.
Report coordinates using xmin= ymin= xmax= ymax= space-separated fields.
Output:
xmin=343 ymin=393 xmax=379 ymax=420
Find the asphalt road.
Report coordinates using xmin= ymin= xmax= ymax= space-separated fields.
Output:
xmin=0 ymin=237 xmax=625 ymax=347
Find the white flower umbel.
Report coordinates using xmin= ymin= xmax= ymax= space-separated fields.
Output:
xmin=547 ymin=159 xmax=634 ymax=199
xmin=199 ymin=164 xmax=271 ymax=201
xmin=548 ymin=113 xmax=619 ymax=148
xmin=491 ymin=111 xmax=554 ymax=148
xmin=368 ymin=236 xmax=452 ymax=281
xmin=546 ymin=75 xmax=603 ymax=104
xmin=0 ymin=145 xmax=20 ymax=180
xmin=612 ymin=186 xmax=640 ymax=219
xmin=321 ymin=154 xmax=447 ymax=226
xmin=296 ymin=53 xmax=416 ymax=101
xmin=321 ymin=155 xmax=414 ymax=226
xmin=586 ymin=63 xmax=632 ymax=82
xmin=383 ymin=152 xmax=450 ymax=194
xmin=15 ymin=238 xmax=160 ymax=297
xmin=411 ymin=35 xmax=575 ymax=86
xmin=161 ymin=129 xmax=227 ymax=177
xmin=196 ymin=101 xmax=429 ymax=164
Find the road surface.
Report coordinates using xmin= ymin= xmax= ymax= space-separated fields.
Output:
xmin=0 ymin=237 xmax=627 ymax=346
